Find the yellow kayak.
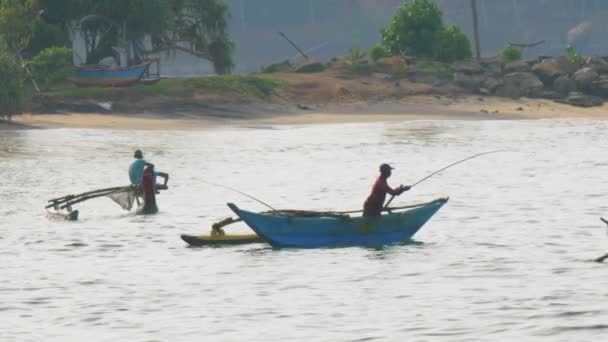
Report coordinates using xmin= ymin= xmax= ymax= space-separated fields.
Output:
xmin=181 ymin=233 xmax=262 ymax=246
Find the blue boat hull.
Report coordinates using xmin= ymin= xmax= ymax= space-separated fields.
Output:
xmin=227 ymin=198 xmax=448 ymax=248
xmin=70 ymin=64 xmax=148 ymax=87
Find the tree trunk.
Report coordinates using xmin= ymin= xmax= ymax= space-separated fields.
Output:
xmin=470 ymin=0 xmax=481 ymax=59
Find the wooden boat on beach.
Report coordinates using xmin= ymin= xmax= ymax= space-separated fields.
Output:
xmin=227 ymin=197 xmax=449 ymax=248
xmin=69 ymin=59 xmax=160 ymax=87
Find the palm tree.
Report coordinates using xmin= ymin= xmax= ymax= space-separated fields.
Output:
xmin=470 ymin=0 xmax=481 ymax=59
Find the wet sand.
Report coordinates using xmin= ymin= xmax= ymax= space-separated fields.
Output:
xmin=10 ymin=95 xmax=608 ymax=130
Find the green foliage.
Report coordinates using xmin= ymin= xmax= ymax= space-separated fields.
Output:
xmin=370 ymin=44 xmax=390 ymax=63
xmin=182 ymin=75 xmax=286 ymax=97
xmin=0 ymin=0 xmax=41 ymax=54
xmin=435 ymin=25 xmax=472 ymax=63
xmin=501 ymin=46 xmax=523 ymax=64
xmin=27 ymin=20 xmax=66 ymax=56
xmin=0 ymin=53 xmax=26 ymax=116
xmin=27 ymin=47 xmax=72 ymax=89
xmin=565 ymin=46 xmax=584 ymax=64
xmin=29 ymin=0 xmax=235 ymax=74
xmin=418 ymin=59 xmax=454 ymax=78
xmin=380 ymin=0 xmax=443 ymax=58
xmin=295 ymin=62 xmax=326 ymax=73
xmin=43 ymin=75 xmax=286 ymax=99
xmin=349 ymin=48 xmax=367 ymax=64
xmin=261 ymin=60 xmax=291 ymax=73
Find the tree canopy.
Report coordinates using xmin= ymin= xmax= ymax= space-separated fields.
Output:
xmin=2 ymin=0 xmax=235 ymax=74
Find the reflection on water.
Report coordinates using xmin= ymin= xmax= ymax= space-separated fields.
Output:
xmin=1 ymin=119 xmax=608 ymax=342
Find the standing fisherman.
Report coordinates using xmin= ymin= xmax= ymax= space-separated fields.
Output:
xmin=139 ymin=163 xmax=159 ymax=214
xmin=363 ymin=163 xmax=411 ymax=217
xmin=129 ymin=150 xmax=169 ymax=186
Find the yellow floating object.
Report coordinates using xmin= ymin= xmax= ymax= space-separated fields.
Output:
xmin=180 ymin=233 xmax=262 ymax=246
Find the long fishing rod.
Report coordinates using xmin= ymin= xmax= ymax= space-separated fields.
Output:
xmin=201 ymin=180 xmax=277 ymax=212
xmin=384 ymin=150 xmax=510 ymax=209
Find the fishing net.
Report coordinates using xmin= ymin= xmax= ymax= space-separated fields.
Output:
xmin=106 ymin=188 xmax=138 ymax=211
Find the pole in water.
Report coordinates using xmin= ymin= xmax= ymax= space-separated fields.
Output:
xmin=202 ymin=180 xmax=277 ymax=212
xmin=383 ymin=150 xmax=511 ymax=209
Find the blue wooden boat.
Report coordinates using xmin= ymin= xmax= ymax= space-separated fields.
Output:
xmin=69 ymin=63 xmax=148 ymax=87
xmin=227 ymin=197 xmax=448 ymax=248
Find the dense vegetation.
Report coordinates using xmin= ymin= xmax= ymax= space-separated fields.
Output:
xmin=0 ymin=0 xmax=236 ymax=117
xmin=378 ymin=0 xmax=472 ymax=63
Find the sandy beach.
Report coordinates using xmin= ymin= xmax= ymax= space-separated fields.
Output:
xmin=5 ymin=95 xmax=608 ymax=130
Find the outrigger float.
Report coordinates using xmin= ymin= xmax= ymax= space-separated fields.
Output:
xmin=46 ymin=184 xmax=168 ymax=220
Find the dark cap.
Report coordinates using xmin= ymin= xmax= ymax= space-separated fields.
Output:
xmin=134 ymin=150 xmax=143 ymax=159
xmin=379 ymin=163 xmax=394 ymax=172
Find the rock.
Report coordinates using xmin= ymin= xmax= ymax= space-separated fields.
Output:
xmin=573 ymin=67 xmax=600 ymax=89
xmin=532 ymin=60 xmax=563 ymax=85
xmin=406 ymin=66 xmax=444 ymax=84
xmin=553 ymin=75 xmax=577 ymax=96
xmin=555 ymin=92 xmax=603 ymax=107
xmin=294 ymin=62 xmax=326 ymax=73
xmin=584 ymin=56 xmax=608 ymax=73
xmin=589 ymin=79 xmax=608 ymax=97
xmin=481 ymin=77 xmax=502 ymax=93
xmin=480 ymin=60 xmax=502 ymax=76
xmin=453 ymin=72 xmax=486 ymax=92
xmin=504 ymin=60 xmax=530 ymax=73
xmin=496 ymin=72 xmax=543 ymax=98
xmin=551 ymin=56 xmax=580 ymax=74
xmin=451 ymin=60 xmax=484 ymax=74
xmin=529 ymin=89 xmax=559 ymax=99
xmin=297 ymin=104 xmax=315 ymax=110
xmin=516 ymin=107 xmax=523 ymax=111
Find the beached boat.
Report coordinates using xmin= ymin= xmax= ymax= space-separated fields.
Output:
xmin=227 ymin=197 xmax=448 ymax=248
xmin=181 ymin=234 xmax=262 ymax=247
xmin=69 ymin=63 xmax=148 ymax=87
xmin=47 ymin=209 xmax=79 ymax=221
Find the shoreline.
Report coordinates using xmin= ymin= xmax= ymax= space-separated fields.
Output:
xmin=6 ymin=95 xmax=608 ymax=130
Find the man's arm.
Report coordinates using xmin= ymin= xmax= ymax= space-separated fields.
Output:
xmin=157 ymin=172 xmax=169 ymax=186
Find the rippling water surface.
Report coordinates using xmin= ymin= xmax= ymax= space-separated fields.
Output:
xmin=1 ymin=119 xmax=608 ymax=342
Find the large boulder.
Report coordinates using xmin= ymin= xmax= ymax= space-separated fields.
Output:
xmin=553 ymin=75 xmax=577 ymax=96
xmin=480 ymin=60 xmax=502 ymax=76
xmin=406 ymin=66 xmax=444 ymax=84
xmin=573 ymin=67 xmax=600 ymax=89
xmin=495 ymin=72 xmax=543 ymax=98
xmin=454 ymin=72 xmax=486 ymax=91
xmin=451 ymin=60 xmax=484 ymax=74
xmin=532 ymin=60 xmax=565 ymax=85
xmin=555 ymin=92 xmax=603 ymax=107
xmin=504 ymin=60 xmax=530 ymax=73
xmin=589 ymin=79 xmax=608 ymax=97
xmin=584 ymin=56 xmax=608 ymax=73
xmin=551 ymin=56 xmax=580 ymax=75
xmin=481 ymin=77 xmax=502 ymax=93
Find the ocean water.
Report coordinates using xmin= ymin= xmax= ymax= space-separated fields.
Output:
xmin=1 ymin=119 xmax=607 ymax=342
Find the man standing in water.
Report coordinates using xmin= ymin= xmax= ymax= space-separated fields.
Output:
xmin=363 ymin=163 xmax=410 ymax=217
xmin=140 ymin=163 xmax=159 ymax=214
xmin=128 ymin=149 xmax=169 ymax=186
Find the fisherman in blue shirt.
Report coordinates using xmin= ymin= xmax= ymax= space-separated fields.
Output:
xmin=129 ymin=150 xmax=169 ymax=186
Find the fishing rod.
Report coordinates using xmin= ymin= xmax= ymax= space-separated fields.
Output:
xmin=202 ymin=180 xmax=277 ymax=212
xmin=384 ymin=150 xmax=511 ymax=209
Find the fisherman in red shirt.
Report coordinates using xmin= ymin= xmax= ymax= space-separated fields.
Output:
xmin=140 ymin=163 xmax=159 ymax=214
xmin=363 ymin=163 xmax=411 ymax=217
